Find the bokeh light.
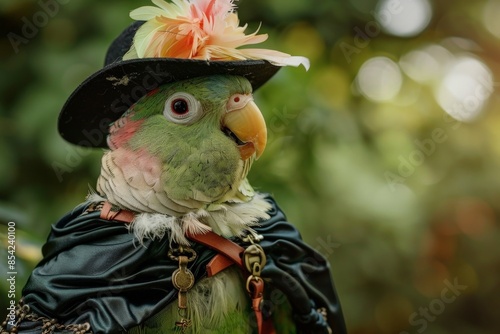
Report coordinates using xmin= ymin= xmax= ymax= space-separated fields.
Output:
xmin=482 ymin=0 xmax=500 ymax=39
xmin=399 ymin=44 xmax=453 ymax=83
xmin=435 ymin=56 xmax=493 ymax=122
xmin=356 ymin=56 xmax=403 ymax=102
xmin=376 ymin=0 xmax=432 ymax=37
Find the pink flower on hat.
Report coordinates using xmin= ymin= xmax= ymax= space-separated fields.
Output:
xmin=124 ymin=0 xmax=309 ymax=69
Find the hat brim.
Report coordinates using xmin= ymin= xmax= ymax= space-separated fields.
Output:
xmin=58 ymin=58 xmax=280 ymax=148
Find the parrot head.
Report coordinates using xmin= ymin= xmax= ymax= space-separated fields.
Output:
xmin=97 ymin=75 xmax=267 ymax=215
xmin=54 ymin=0 xmax=308 ymax=240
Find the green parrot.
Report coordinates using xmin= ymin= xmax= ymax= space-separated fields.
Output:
xmin=98 ymin=74 xmax=277 ymax=333
xmin=98 ymin=74 xmax=268 ymax=226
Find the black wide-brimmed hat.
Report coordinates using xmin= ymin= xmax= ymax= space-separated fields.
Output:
xmin=58 ymin=21 xmax=282 ymax=148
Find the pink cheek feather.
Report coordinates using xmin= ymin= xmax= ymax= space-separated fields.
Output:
xmin=107 ymin=117 xmax=145 ymax=150
xmin=113 ymin=147 xmax=162 ymax=188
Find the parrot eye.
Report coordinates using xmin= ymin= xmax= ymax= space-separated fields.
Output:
xmin=172 ymin=99 xmax=189 ymax=115
xmin=164 ymin=92 xmax=203 ymax=125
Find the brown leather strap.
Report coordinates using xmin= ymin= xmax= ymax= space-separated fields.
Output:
xmin=99 ymin=201 xmax=136 ymax=223
xmin=248 ymin=278 xmax=265 ymax=334
xmin=205 ymin=254 xmax=234 ymax=277
xmin=262 ymin=317 xmax=277 ymax=334
xmin=185 ymin=230 xmax=245 ymax=269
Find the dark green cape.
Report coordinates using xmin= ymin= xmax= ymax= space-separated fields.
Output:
xmin=8 ymin=195 xmax=346 ymax=334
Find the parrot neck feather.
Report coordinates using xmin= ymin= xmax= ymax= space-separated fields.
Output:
xmin=86 ymin=192 xmax=106 ymax=204
xmin=128 ymin=193 xmax=271 ymax=245
xmin=128 ymin=211 xmax=211 ymax=246
xmin=86 ymin=192 xmax=271 ymax=245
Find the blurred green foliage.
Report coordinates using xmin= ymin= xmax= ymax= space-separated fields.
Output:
xmin=1 ymin=0 xmax=500 ymax=333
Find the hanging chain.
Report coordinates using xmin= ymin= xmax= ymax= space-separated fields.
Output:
xmin=242 ymin=233 xmax=266 ymax=302
xmin=0 ymin=300 xmax=92 ymax=334
xmin=168 ymin=246 xmax=197 ymax=333
xmin=242 ymin=233 xmax=266 ymax=288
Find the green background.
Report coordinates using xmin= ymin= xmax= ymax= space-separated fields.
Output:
xmin=1 ymin=0 xmax=499 ymax=333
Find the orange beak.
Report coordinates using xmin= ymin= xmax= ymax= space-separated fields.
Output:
xmin=223 ymin=98 xmax=267 ymax=160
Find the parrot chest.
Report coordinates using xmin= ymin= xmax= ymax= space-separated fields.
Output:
xmin=130 ymin=266 xmax=252 ymax=334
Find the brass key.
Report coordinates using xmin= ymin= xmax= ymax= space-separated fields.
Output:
xmin=172 ymin=255 xmax=195 ymax=309
xmin=169 ymin=246 xmax=196 ymax=333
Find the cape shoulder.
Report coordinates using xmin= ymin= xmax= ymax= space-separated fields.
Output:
xmin=13 ymin=195 xmax=345 ymax=334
